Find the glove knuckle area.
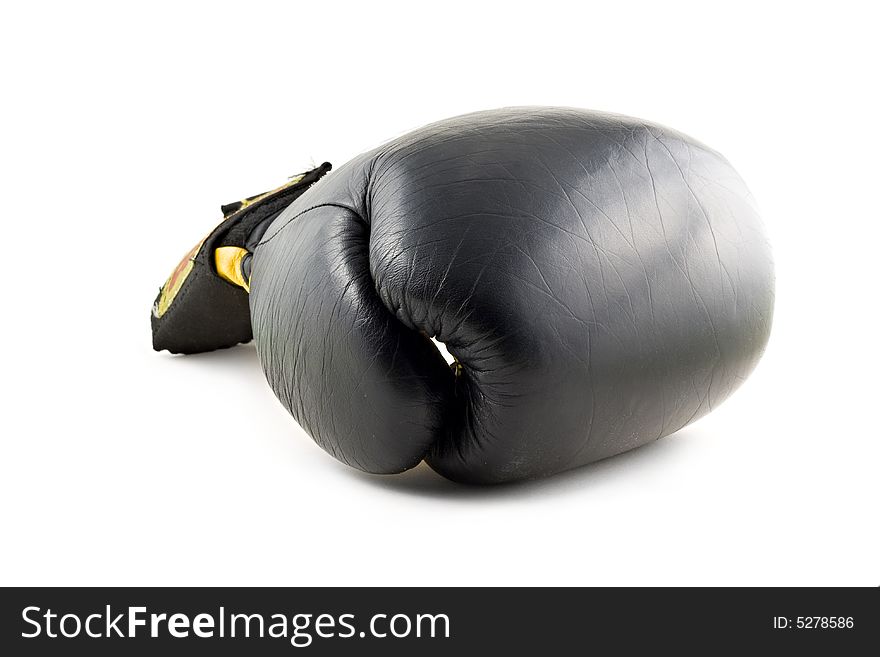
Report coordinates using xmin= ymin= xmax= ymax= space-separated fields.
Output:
xmin=363 ymin=108 xmax=773 ymax=483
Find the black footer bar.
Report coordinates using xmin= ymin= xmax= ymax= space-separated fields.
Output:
xmin=1 ymin=586 xmax=876 ymax=654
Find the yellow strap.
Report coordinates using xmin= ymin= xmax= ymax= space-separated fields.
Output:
xmin=214 ymin=246 xmax=250 ymax=292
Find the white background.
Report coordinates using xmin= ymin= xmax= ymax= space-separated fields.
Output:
xmin=1 ymin=1 xmax=877 ymax=586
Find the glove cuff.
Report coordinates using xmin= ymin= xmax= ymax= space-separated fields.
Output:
xmin=151 ymin=162 xmax=332 ymax=354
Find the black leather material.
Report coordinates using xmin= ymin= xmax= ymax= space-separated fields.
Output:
xmin=250 ymin=107 xmax=774 ymax=483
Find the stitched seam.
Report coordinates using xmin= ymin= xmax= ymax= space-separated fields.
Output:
xmin=256 ymin=202 xmax=363 ymax=247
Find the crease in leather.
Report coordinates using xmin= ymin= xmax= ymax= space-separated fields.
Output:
xmin=251 ymin=204 xmax=454 ymax=474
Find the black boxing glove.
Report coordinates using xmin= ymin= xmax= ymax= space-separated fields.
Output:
xmin=152 ymin=107 xmax=773 ymax=484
